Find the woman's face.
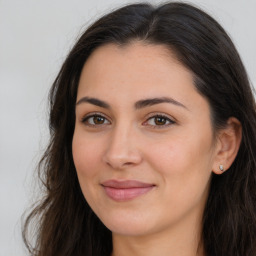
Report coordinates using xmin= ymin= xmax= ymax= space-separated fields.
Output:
xmin=72 ymin=42 xmax=219 ymax=237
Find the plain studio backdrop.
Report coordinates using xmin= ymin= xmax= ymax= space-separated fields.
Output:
xmin=0 ymin=0 xmax=255 ymax=255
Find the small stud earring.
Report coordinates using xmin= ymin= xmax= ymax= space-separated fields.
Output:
xmin=219 ymin=165 xmax=224 ymax=171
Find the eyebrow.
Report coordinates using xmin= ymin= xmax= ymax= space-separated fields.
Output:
xmin=134 ymin=97 xmax=188 ymax=110
xmin=76 ymin=96 xmax=188 ymax=110
xmin=76 ymin=97 xmax=110 ymax=109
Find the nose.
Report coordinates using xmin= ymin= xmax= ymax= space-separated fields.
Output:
xmin=102 ymin=124 xmax=142 ymax=170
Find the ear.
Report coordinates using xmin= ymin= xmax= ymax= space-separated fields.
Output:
xmin=212 ymin=117 xmax=242 ymax=175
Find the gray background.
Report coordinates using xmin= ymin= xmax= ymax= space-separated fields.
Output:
xmin=0 ymin=0 xmax=255 ymax=255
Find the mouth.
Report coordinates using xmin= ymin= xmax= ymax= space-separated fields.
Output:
xmin=101 ymin=180 xmax=155 ymax=201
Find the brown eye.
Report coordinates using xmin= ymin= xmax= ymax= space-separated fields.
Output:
xmin=82 ymin=114 xmax=110 ymax=126
xmin=93 ymin=116 xmax=105 ymax=124
xmin=144 ymin=114 xmax=175 ymax=128
xmin=154 ymin=116 xmax=167 ymax=125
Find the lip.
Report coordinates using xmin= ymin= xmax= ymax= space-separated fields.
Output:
xmin=101 ymin=180 xmax=155 ymax=201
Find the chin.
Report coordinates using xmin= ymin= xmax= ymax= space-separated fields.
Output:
xmin=97 ymin=209 xmax=158 ymax=237
xmin=107 ymin=222 xmax=152 ymax=237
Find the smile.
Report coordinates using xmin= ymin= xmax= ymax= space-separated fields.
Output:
xmin=101 ymin=180 xmax=155 ymax=201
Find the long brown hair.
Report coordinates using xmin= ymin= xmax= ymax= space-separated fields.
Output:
xmin=23 ymin=2 xmax=256 ymax=256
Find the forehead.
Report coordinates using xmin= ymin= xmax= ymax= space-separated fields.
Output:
xmin=79 ymin=42 xmax=183 ymax=80
xmin=77 ymin=42 xmax=207 ymax=112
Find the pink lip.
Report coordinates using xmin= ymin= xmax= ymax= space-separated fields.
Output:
xmin=101 ymin=180 xmax=155 ymax=201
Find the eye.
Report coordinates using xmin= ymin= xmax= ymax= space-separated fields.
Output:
xmin=81 ymin=113 xmax=110 ymax=126
xmin=144 ymin=114 xmax=175 ymax=128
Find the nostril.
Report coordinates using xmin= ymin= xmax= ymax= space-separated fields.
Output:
xmin=105 ymin=159 xmax=135 ymax=169
xmin=124 ymin=162 xmax=134 ymax=166
xmin=103 ymin=152 xmax=142 ymax=169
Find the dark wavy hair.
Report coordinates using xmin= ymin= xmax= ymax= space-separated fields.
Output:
xmin=23 ymin=2 xmax=256 ymax=256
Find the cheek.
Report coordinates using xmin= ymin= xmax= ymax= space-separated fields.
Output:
xmin=72 ymin=130 xmax=105 ymax=210
xmin=72 ymin=131 xmax=101 ymax=180
xmin=145 ymin=131 xmax=214 ymax=196
xmin=147 ymin=136 xmax=211 ymax=172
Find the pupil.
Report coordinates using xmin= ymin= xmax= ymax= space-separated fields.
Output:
xmin=94 ymin=116 xmax=104 ymax=124
xmin=155 ymin=117 xmax=166 ymax=125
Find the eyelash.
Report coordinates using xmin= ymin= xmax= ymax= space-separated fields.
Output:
xmin=143 ymin=114 xmax=175 ymax=128
xmin=80 ymin=112 xmax=175 ymax=128
xmin=81 ymin=112 xmax=110 ymax=127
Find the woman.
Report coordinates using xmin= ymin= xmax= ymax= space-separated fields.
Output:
xmin=23 ymin=2 xmax=256 ymax=256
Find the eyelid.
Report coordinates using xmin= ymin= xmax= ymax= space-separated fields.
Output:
xmin=143 ymin=112 xmax=176 ymax=128
xmin=80 ymin=112 xmax=111 ymax=126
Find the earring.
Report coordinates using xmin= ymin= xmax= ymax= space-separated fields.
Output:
xmin=219 ymin=165 xmax=224 ymax=171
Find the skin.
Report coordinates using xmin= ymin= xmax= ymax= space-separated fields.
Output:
xmin=72 ymin=42 xmax=241 ymax=256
